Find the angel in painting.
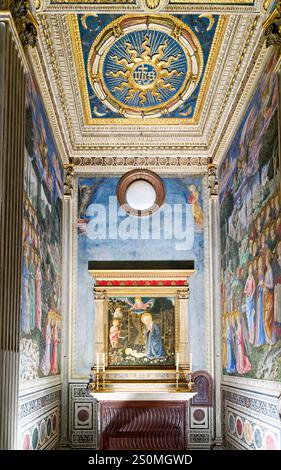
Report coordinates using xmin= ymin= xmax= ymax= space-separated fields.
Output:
xmin=188 ymin=184 xmax=204 ymax=230
xmin=124 ymin=297 xmax=154 ymax=314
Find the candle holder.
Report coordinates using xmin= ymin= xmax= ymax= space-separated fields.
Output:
xmin=176 ymin=371 xmax=179 ymax=390
xmin=88 ymin=366 xmax=106 ymax=392
xmin=186 ymin=371 xmax=194 ymax=392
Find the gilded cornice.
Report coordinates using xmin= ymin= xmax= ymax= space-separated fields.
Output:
xmin=27 ymin=5 xmax=269 ymax=164
xmin=34 ymin=0 xmax=262 ymax=14
xmin=212 ymin=39 xmax=269 ymax=164
xmin=208 ymin=15 xmax=261 ymax=148
xmin=34 ymin=13 xmax=263 ymax=158
xmin=28 ymin=41 xmax=69 ymax=162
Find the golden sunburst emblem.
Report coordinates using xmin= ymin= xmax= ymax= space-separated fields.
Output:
xmin=88 ymin=15 xmax=203 ymax=118
xmin=107 ymin=34 xmax=182 ymax=106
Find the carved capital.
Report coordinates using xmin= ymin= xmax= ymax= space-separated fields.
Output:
xmin=263 ymin=1 xmax=281 ymax=50
xmin=177 ymin=287 xmax=189 ymax=300
xmin=94 ymin=289 xmax=106 ymax=301
xmin=9 ymin=1 xmax=38 ymax=49
xmin=64 ymin=164 xmax=74 ymax=199
xmin=208 ymin=164 xmax=218 ymax=197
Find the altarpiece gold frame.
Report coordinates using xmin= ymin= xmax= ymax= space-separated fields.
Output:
xmin=89 ymin=266 xmax=194 ymax=382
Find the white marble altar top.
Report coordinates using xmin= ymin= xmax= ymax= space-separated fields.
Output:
xmin=89 ymin=391 xmax=197 ymax=401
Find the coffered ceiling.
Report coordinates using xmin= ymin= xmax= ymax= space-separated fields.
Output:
xmin=28 ymin=0 xmax=273 ymax=165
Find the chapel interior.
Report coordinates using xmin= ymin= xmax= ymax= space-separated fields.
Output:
xmin=0 ymin=0 xmax=281 ymax=451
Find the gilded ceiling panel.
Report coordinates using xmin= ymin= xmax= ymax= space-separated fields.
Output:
xmin=68 ymin=13 xmax=227 ymax=124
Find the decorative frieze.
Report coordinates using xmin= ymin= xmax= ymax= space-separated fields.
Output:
xmin=70 ymin=156 xmax=210 ymax=168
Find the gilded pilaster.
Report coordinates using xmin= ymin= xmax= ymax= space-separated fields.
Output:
xmin=208 ymin=163 xmax=222 ymax=446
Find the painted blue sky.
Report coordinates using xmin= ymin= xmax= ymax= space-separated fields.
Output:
xmin=74 ymin=176 xmax=206 ymax=377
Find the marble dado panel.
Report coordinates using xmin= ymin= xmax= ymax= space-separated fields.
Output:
xmin=69 ymin=383 xmax=213 ymax=449
xmin=18 ymin=385 xmax=61 ymax=450
xmin=69 ymin=383 xmax=97 ymax=448
xmin=188 ymin=406 xmax=212 ymax=449
xmin=222 ymin=386 xmax=281 ymax=450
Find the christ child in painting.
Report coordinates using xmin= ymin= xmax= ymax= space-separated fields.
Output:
xmin=141 ymin=312 xmax=165 ymax=359
xmin=109 ymin=319 xmax=121 ymax=349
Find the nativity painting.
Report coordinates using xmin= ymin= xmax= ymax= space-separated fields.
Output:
xmin=107 ymin=296 xmax=176 ymax=367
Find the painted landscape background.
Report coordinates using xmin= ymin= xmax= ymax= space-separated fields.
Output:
xmin=107 ymin=296 xmax=175 ymax=367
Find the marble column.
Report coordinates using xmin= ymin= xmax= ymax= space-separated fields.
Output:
xmin=60 ymin=165 xmax=74 ymax=446
xmin=208 ymin=164 xmax=223 ymax=446
xmin=0 ymin=12 xmax=27 ymax=450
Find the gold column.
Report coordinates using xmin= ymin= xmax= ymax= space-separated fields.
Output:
xmin=177 ymin=287 xmax=189 ymax=369
xmin=93 ymin=290 xmax=106 ymax=363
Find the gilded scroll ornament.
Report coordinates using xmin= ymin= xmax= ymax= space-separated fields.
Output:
xmin=64 ymin=164 xmax=74 ymax=199
xmin=263 ymin=1 xmax=281 ymax=49
xmin=177 ymin=288 xmax=189 ymax=300
xmin=208 ymin=164 xmax=218 ymax=197
xmin=94 ymin=289 xmax=106 ymax=300
xmin=9 ymin=1 xmax=37 ymax=48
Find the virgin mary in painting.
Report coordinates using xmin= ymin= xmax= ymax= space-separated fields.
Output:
xmin=141 ymin=312 xmax=165 ymax=359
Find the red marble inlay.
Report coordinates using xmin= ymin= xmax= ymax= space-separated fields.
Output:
xmin=236 ymin=418 xmax=243 ymax=436
xmin=193 ymin=409 xmax=205 ymax=422
xmin=52 ymin=414 xmax=57 ymax=432
xmin=22 ymin=432 xmax=30 ymax=450
xmin=78 ymin=408 xmax=89 ymax=422
xmin=265 ymin=433 xmax=276 ymax=450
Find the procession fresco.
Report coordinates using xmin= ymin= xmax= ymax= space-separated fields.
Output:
xmin=108 ymin=296 xmax=175 ymax=367
xmin=75 ymin=175 xmax=206 ymax=376
xmin=20 ymin=76 xmax=63 ymax=382
xmin=219 ymin=52 xmax=281 ymax=381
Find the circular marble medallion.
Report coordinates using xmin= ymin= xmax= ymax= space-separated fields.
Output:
xmin=264 ymin=431 xmax=277 ymax=450
xmin=253 ymin=425 xmax=263 ymax=449
xmin=235 ymin=416 xmax=243 ymax=439
xmin=52 ymin=413 xmax=57 ymax=433
xmin=22 ymin=432 xmax=30 ymax=450
xmin=77 ymin=408 xmax=90 ymax=423
xmin=39 ymin=419 xmax=47 ymax=445
xmin=244 ymin=420 xmax=253 ymax=446
xmin=31 ymin=426 xmax=39 ymax=450
xmin=228 ymin=412 xmax=235 ymax=434
xmin=46 ymin=417 xmax=52 ymax=438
